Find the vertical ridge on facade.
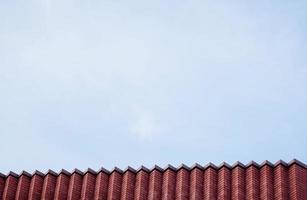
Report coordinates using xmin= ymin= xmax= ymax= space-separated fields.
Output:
xmin=217 ymin=164 xmax=231 ymax=200
xmin=81 ymin=169 xmax=96 ymax=200
xmin=203 ymin=165 xmax=218 ymax=200
xmin=134 ymin=167 xmax=149 ymax=200
xmin=3 ymin=172 xmax=18 ymax=200
xmin=189 ymin=164 xmax=203 ymax=200
xmin=175 ymin=165 xmax=190 ymax=200
xmin=274 ymin=163 xmax=289 ymax=200
xmin=246 ymin=163 xmax=260 ymax=200
xmin=260 ymin=162 xmax=274 ymax=200
xmin=148 ymin=166 xmax=163 ymax=200
xmin=67 ymin=169 xmax=83 ymax=200
xmin=0 ymin=173 xmax=5 ymax=199
xmin=28 ymin=171 xmax=44 ymax=200
xmin=107 ymin=169 xmax=123 ymax=200
xmin=15 ymin=171 xmax=31 ymax=200
xmin=162 ymin=166 xmax=177 ymax=200
xmin=121 ymin=168 xmax=136 ymax=200
xmin=289 ymin=163 xmax=307 ymax=200
xmin=94 ymin=168 xmax=109 ymax=200
xmin=54 ymin=170 xmax=71 ymax=200
xmin=41 ymin=170 xmax=57 ymax=199
xmin=231 ymin=163 xmax=245 ymax=200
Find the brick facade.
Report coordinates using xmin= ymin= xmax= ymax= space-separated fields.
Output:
xmin=0 ymin=160 xmax=306 ymax=200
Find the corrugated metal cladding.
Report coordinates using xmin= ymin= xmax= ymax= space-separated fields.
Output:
xmin=0 ymin=160 xmax=306 ymax=200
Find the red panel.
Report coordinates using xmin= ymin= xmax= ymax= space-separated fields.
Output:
xmin=28 ymin=174 xmax=43 ymax=200
xmin=289 ymin=164 xmax=307 ymax=200
xmin=107 ymin=171 xmax=122 ymax=200
xmin=203 ymin=168 xmax=217 ymax=200
xmin=41 ymin=174 xmax=57 ymax=200
xmin=134 ymin=170 xmax=149 ymax=200
xmin=0 ymin=176 xmax=6 ymax=199
xmin=260 ymin=165 xmax=274 ymax=200
xmin=121 ymin=171 xmax=136 ymax=200
xmin=189 ymin=167 xmax=203 ymax=200
xmin=246 ymin=166 xmax=260 ymax=200
xmin=67 ymin=173 xmax=83 ymax=200
xmin=162 ymin=169 xmax=176 ymax=200
xmin=54 ymin=174 xmax=70 ymax=200
xmin=175 ymin=168 xmax=190 ymax=200
xmin=274 ymin=165 xmax=289 ymax=200
xmin=148 ymin=169 xmax=162 ymax=200
xmin=94 ymin=171 xmax=109 ymax=200
xmin=81 ymin=172 xmax=96 ymax=200
xmin=232 ymin=166 xmax=245 ymax=200
xmin=217 ymin=167 xmax=231 ymax=200
xmin=16 ymin=175 xmax=31 ymax=200
xmin=3 ymin=176 xmax=18 ymax=200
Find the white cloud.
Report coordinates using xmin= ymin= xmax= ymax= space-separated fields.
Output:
xmin=129 ymin=106 xmax=157 ymax=141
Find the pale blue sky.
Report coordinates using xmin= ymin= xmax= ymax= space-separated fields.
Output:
xmin=1 ymin=0 xmax=307 ymax=174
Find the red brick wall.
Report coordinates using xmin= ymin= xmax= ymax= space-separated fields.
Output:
xmin=0 ymin=160 xmax=306 ymax=200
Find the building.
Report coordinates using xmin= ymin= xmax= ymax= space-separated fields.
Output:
xmin=0 ymin=159 xmax=306 ymax=199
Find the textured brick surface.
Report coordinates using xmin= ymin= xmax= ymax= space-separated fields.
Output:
xmin=81 ymin=171 xmax=96 ymax=200
xmin=107 ymin=171 xmax=122 ymax=200
xmin=204 ymin=167 xmax=217 ymax=200
xmin=94 ymin=170 xmax=109 ymax=200
xmin=189 ymin=167 xmax=203 ymax=200
xmin=15 ymin=174 xmax=31 ymax=200
xmin=28 ymin=174 xmax=44 ymax=200
xmin=3 ymin=174 xmax=18 ymax=200
xmin=260 ymin=165 xmax=274 ymax=200
xmin=67 ymin=172 xmax=83 ymax=200
xmin=121 ymin=170 xmax=136 ymax=200
xmin=232 ymin=165 xmax=245 ymax=200
xmin=0 ymin=175 xmax=5 ymax=200
xmin=134 ymin=170 xmax=149 ymax=200
xmin=175 ymin=167 xmax=190 ymax=200
xmin=162 ymin=168 xmax=176 ymax=200
xmin=0 ymin=160 xmax=306 ymax=200
xmin=148 ymin=169 xmax=163 ymax=200
xmin=54 ymin=173 xmax=70 ymax=200
xmin=246 ymin=165 xmax=260 ymax=200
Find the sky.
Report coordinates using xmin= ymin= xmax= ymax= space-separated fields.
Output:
xmin=1 ymin=0 xmax=307 ymax=174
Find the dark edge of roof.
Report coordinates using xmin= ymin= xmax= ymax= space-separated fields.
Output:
xmin=20 ymin=170 xmax=32 ymax=177
xmin=150 ymin=165 xmax=164 ymax=172
xmin=191 ymin=163 xmax=204 ymax=170
xmin=111 ymin=167 xmax=123 ymax=174
xmin=7 ymin=171 xmax=19 ymax=178
xmin=288 ymin=159 xmax=307 ymax=169
xmin=46 ymin=170 xmax=58 ymax=176
xmin=218 ymin=162 xmax=232 ymax=169
xmin=59 ymin=169 xmax=71 ymax=176
xmin=72 ymin=169 xmax=83 ymax=175
xmin=124 ymin=166 xmax=136 ymax=173
xmin=275 ymin=160 xmax=288 ymax=167
xmin=1 ymin=160 xmax=306 ymax=175
xmin=232 ymin=161 xmax=245 ymax=169
xmin=137 ymin=166 xmax=150 ymax=173
xmin=33 ymin=170 xmax=45 ymax=177
xmin=98 ymin=167 xmax=110 ymax=174
xmin=204 ymin=162 xmax=218 ymax=170
xmin=0 ymin=172 xmax=6 ymax=178
xmin=178 ymin=164 xmax=190 ymax=171
xmin=260 ymin=160 xmax=274 ymax=168
xmin=246 ymin=161 xmax=260 ymax=168
xmin=164 ymin=164 xmax=177 ymax=172
xmin=84 ymin=168 xmax=97 ymax=175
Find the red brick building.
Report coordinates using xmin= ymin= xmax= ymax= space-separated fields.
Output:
xmin=0 ymin=159 xmax=306 ymax=200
